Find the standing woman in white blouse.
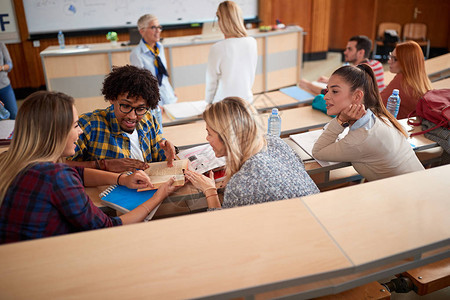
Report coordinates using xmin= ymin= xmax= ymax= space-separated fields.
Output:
xmin=205 ymin=1 xmax=257 ymax=104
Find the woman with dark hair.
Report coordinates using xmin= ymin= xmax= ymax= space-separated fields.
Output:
xmin=0 ymin=91 xmax=177 ymax=244
xmin=312 ymin=64 xmax=423 ymax=181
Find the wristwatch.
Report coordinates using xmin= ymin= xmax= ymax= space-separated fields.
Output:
xmin=337 ymin=117 xmax=350 ymax=128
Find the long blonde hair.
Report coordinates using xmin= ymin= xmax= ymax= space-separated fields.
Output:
xmin=203 ymin=97 xmax=265 ymax=180
xmin=396 ymin=41 xmax=432 ymax=99
xmin=0 ymin=91 xmax=75 ymax=203
xmin=217 ymin=1 xmax=247 ymax=38
xmin=332 ymin=64 xmax=408 ymax=137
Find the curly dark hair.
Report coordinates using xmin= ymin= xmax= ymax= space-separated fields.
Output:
xmin=101 ymin=65 xmax=160 ymax=109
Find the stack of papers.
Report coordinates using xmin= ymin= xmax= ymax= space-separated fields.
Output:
xmin=163 ymin=101 xmax=208 ymax=120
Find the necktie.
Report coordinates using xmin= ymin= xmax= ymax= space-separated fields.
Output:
xmin=144 ymin=41 xmax=169 ymax=86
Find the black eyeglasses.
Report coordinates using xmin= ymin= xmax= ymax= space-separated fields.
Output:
xmin=149 ymin=25 xmax=163 ymax=31
xmin=388 ymin=52 xmax=397 ymax=62
xmin=118 ymin=104 xmax=149 ymax=116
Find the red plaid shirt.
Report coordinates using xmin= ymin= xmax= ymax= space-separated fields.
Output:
xmin=0 ymin=162 xmax=122 ymax=244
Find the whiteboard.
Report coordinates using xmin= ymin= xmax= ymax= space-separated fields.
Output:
xmin=23 ymin=0 xmax=258 ymax=35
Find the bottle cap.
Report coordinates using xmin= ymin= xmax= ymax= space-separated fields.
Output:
xmin=393 ymin=89 xmax=399 ymax=95
xmin=271 ymin=108 xmax=278 ymax=115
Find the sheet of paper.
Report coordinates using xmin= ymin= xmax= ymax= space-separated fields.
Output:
xmin=311 ymin=81 xmax=328 ymax=90
xmin=177 ymin=144 xmax=226 ymax=174
xmin=279 ymin=86 xmax=315 ymax=102
xmin=138 ymin=160 xmax=189 ymax=191
xmin=163 ymin=100 xmax=208 ymax=120
xmin=289 ymin=130 xmax=342 ymax=167
xmin=0 ymin=120 xmax=14 ymax=139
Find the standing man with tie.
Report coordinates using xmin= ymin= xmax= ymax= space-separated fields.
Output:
xmin=130 ymin=14 xmax=177 ymax=131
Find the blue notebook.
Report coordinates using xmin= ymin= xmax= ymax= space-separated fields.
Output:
xmin=280 ymin=86 xmax=315 ymax=103
xmin=100 ymin=185 xmax=157 ymax=213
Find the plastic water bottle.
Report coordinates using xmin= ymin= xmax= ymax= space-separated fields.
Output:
xmin=267 ymin=108 xmax=281 ymax=136
xmin=57 ymin=31 xmax=65 ymax=49
xmin=386 ymin=89 xmax=401 ymax=118
xmin=0 ymin=102 xmax=10 ymax=120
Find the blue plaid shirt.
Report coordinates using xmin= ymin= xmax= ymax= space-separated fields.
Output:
xmin=0 ymin=162 xmax=122 ymax=244
xmin=67 ymin=105 xmax=166 ymax=163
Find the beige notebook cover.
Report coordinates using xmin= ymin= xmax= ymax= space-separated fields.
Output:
xmin=138 ymin=159 xmax=189 ymax=192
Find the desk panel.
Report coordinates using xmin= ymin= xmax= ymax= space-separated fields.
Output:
xmin=41 ymin=27 xmax=303 ymax=111
xmin=43 ymin=53 xmax=110 ymax=79
xmin=425 ymin=53 xmax=450 ymax=81
xmin=302 ymin=165 xmax=450 ymax=266
xmin=0 ymin=199 xmax=352 ymax=299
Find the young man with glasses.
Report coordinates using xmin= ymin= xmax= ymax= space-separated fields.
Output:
xmin=66 ymin=65 xmax=176 ymax=172
xmin=130 ymin=14 xmax=177 ymax=129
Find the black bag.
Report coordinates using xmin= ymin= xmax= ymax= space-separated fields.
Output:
xmin=384 ymin=30 xmax=399 ymax=44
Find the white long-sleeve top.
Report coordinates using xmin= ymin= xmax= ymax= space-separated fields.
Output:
xmin=205 ymin=37 xmax=257 ymax=104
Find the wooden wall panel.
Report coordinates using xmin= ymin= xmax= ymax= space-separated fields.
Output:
xmin=328 ymin=0 xmax=377 ymax=50
xmin=310 ymin=0 xmax=331 ymax=53
xmin=271 ymin=0 xmax=313 ymax=53
xmin=376 ymin=0 xmax=450 ymax=48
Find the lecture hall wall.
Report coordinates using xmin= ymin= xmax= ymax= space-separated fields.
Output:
xmin=7 ymin=0 xmax=450 ymax=92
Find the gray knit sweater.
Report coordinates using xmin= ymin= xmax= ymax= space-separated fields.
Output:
xmin=215 ymin=135 xmax=319 ymax=210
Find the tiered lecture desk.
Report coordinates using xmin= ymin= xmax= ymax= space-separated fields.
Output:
xmin=0 ymin=165 xmax=448 ymax=299
xmin=431 ymin=77 xmax=450 ymax=89
xmin=287 ymin=117 xmax=440 ymax=189
xmin=163 ymin=105 xmax=332 ymax=150
xmin=40 ymin=26 xmax=304 ymax=115
xmin=425 ymin=53 xmax=450 ymax=82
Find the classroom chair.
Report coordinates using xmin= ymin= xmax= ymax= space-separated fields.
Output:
xmin=403 ymin=23 xmax=430 ymax=59
xmin=373 ymin=22 xmax=402 ymax=61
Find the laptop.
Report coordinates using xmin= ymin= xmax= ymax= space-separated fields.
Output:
xmin=128 ymin=28 xmax=142 ymax=45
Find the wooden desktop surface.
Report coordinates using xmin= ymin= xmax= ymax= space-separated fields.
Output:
xmin=0 ymin=166 xmax=448 ymax=299
xmin=0 ymin=198 xmax=353 ymax=299
xmin=431 ymin=77 xmax=450 ymax=90
xmin=163 ymin=105 xmax=332 ymax=149
xmin=161 ymin=90 xmax=307 ymax=127
xmin=302 ymin=165 xmax=450 ymax=266
xmin=425 ymin=53 xmax=450 ymax=78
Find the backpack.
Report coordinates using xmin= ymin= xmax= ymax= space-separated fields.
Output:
xmin=407 ymin=89 xmax=450 ymax=136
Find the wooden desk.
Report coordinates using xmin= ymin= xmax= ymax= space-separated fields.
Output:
xmin=0 ymin=166 xmax=448 ymax=299
xmin=160 ymin=90 xmax=304 ymax=127
xmin=163 ymin=106 xmax=332 ymax=149
xmin=0 ymin=199 xmax=353 ymax=299
xmin=425 ymin=53 xmax=450 ymax=82
xmin=302 ymin=165 xmax=450 ymax=266
xmin=431 ymin=77 xmax=450 ymax=89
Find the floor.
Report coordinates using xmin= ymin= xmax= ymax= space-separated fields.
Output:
xmin=301 ymin=51 xmax=391 ymax=82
